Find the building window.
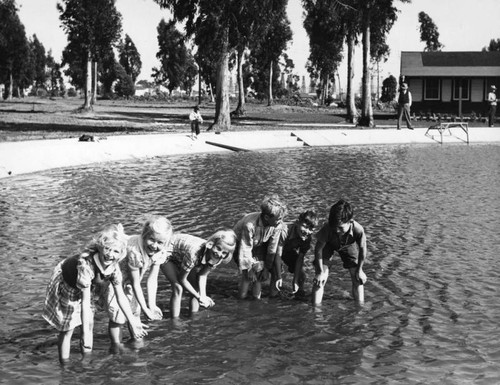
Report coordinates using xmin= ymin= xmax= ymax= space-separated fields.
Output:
xmin=424 ymin=78 xmax=440 ymax=100
xmin=453 ymin=78 xmax=470 ymax=100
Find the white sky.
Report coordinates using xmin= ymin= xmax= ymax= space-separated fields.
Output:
xmin=16 ymin=0 xmax=500 ymax=89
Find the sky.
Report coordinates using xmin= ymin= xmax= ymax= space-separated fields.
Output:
xmin=16 ymin=0 xmax=500 ymax=91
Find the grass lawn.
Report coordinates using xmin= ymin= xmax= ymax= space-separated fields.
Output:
xmin=0 ymin=96 xmax=439 ymax=142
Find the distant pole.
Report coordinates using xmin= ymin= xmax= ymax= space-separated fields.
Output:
xmin=458 ymin=79 xmax=462 ymax=119
xmin=198 ymin=65 xmax=201 ymax=105
xmin=377 ymin=61 xmax=380 ymax=101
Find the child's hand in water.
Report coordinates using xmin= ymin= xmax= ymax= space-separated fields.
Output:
xmin=199 ymin=295 xmax=215 ymax=308
xmin=130 ymin=321 xmax=149 ymax=340
xmin=145 ymin=306 xmax=163 ymax=321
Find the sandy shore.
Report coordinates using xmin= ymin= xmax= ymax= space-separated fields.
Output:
xmin=1 ymin=126 xmax=499 ymax=179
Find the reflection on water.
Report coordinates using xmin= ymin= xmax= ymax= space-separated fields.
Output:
xmin=1 ymin=143 xmax=499 ymax=384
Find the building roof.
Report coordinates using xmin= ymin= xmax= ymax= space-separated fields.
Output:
xmin=401 ymin=51 xmax=500 ymax=77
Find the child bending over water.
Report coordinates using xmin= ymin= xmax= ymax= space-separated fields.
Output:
xmin=107 ymin=215 xmax=172 ymax=348
xmin=161 ymin=229 xmax=236 ymax=318
xmin=312 ymin=200 xmax=367 ymax=305
xmin=273 ymin=210 xmax=318 ymax=298
xmin=43 ymin=224 xmax=147 ymax=363
xmin=233 ymin=194 xmax=287 ymax=299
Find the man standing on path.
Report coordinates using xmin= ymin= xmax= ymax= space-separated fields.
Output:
xmin=397 ymin=83 xmax=414 ymax=130
xmin=487 ymin=85 xmax=497 ymax=127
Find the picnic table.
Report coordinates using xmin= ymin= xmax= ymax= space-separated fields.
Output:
xmin=425 ymin=121 xmax=469 ymax=144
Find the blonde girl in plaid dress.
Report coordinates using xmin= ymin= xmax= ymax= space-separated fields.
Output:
xmin=161 ymin=229 xmax=237 ymax=318
xmin=42 ymin=224 xmax=147 ymax=363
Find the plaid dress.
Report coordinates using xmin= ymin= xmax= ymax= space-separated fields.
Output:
xmin=42 ymin=253 xmax=122 ymax=332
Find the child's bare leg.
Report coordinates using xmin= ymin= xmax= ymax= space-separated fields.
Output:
xmin=297 ymin=269 xmax=306 ymax=293
xmin=190 ymin=296 xmax=200 ymax=314
xmin=58 ymin=329 xmax=74 ymax=363
xmin=170 ymin=282 xmax=183 ymax=318
xmin=269 ymin=271 xmax=279 ymax=297
xmin=108 ymin=321 xmax=124 ymax=345
xmin=349 ymin=268 xmax=364 ymax=304
xmin=161 ymin=262 xmax=183 ymax=318
xmin=252 ymin=280 xmax=262 ymax=299
xmin=312 ymin=266 xmax=329 ymax=305
xmin=238 ymin=270 xmax=251 ymax=299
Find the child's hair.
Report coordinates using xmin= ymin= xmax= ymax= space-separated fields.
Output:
xmin=207 ymin=228 xmax=237 ymax=262
xmin=328 ymin=200 xmax=353 ymax=227
xmin=194 ymin=105 xmax=200 ymax=111
xmin=87 ymin=223 xmax=128 ymax=260
xmin=260 ymin=193 xmax=287 ymax=220
xmin=142 ymin=215 xmax=173 ymax=239
xmin=298 ymin=210 xmax=319 ymax=229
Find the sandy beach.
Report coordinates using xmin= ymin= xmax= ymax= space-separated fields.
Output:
xmin=1 ymin=125 xmax=499 ymax=179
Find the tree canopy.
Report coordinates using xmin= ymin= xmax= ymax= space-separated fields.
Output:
xmin=0 ymin=0 xmax=30 ymax=99
xmin=58 ymin=0 xmax=122 ymax=108
xmin=418 ymin=11 xmax=444 ymax=52
xmin=482 ymin=38 xmax=500 ymax=52
xmin=152 ymin=18 xmax=196 ymax=94
xmin=118 ymin=34 xmax=142 ymax=82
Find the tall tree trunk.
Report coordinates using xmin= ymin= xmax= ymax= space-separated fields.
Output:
xmin=346 ymin=32 xmax=357 ymax=123
xmin=209 ymin=27 xmax=231 ymax=132
xmin=232 ymin=48 xmax=246 ymax=117
xmin=267 ymin=60 xmax=273 ymax=106
xmin=6 ymin=71 xmax=13 ymax=100
xmin=91 ymin=61 xmax=97 ymax=105
xmin=358 ymin=3 xmax=374 ymax=127
xmin=83 ymin=52 xmax=92 ymax=110
xmin=323 ymin=73 xmax=330 ymax=105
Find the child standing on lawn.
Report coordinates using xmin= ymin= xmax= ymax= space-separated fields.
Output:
xmin=233 ymin=194 xmax=287 ymax=299
xmin=273 ymin=210 xmax=318 ymax=298
xmin=161 ymin=229 xmax=237 ymax=318
xmin=312 ymin=200 xmax=367 ymax=305
xmin=189 ymin=106 xmax=203 ymax=140
xmin=107 ymin=215 xmax=172 ymax=347
xmin=43 ymin=224 xmax=147 ymax=363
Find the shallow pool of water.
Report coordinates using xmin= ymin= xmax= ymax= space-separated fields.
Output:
xmin=1 ymin=143 xmax=499 ymax=384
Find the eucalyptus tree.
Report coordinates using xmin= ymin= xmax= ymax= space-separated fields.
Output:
xmin=152 ymin=18 xmax=196 ymax=94
xmin=46 ymin=50 xmax=65 ymax=96
xmin=418 ymin=11 xmax=443 ymax=52
xmin=58 ymin=0 xmax=122 ymax=110
xmin=303 ymin=0 xmax=406 ymax=126
xmin=248 ymin=1 xmax=292 ymax=106
xmin=231 ymin=0 xmax=290 ymax=116
xmin=303 ymin=0 xmax=344 ymax=105
xmin=154 ymin=0 xmax=290 ymax=130
xmin=118 ymin=34 xmax=142 ymax=83
xmin=29 ymin=34 xmax=47 ymax=92
xmin=482 ymin=38 xmax=500 ymax=52
xmin=0 ymin=0 xmax=29 ymax=100
xmin=303 ymin=0 xmax=359 ymax=121
xmin=153 ymin=1 xmax=230 ymax=130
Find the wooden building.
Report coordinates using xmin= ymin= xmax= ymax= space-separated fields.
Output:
xmin=400 ymin=51 xmax=500 ymax=116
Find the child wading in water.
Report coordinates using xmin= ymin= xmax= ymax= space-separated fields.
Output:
xmin=273 ymin=210 xmax=318 ymax=298
xmin=312 ymin=200 xmax=367 ymax=305
xmin=107 ymin=215 xmax=172 ymax=349
xmin=233 ymin=194 xmax=286 ymax=299
xmin=42 ymin=224 xmax=147 ymax=363
xmin=161 ymin=229 xmax=236 ymax=318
